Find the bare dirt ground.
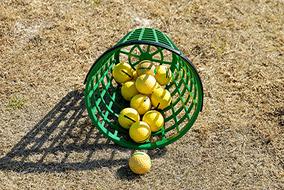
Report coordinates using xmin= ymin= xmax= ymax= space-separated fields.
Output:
xmin=0 ymin=0 xmax=284 ymax=189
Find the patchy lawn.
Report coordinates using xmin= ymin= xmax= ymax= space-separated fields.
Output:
xmin=0 ymin=0 xmax=283 ymax=189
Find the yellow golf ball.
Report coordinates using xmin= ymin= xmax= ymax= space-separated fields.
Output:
xmin=136 ymin=60 xmax=155 ymax=76
xmin=129 ymin=121 xmax=151 ymax=143
xmin=135 ymin=74 xmax=156 ymax=95
xmin=142 ymin=110 xmax=164 ymax=132
xmin=118 ymin=108 xmax=140 ymax=129
xmin=151 ymin=87 xmax=172 ymax=110
xmin=155 ymin=65 xmax=172 ymax=85
xmin=129 ymin=152 xmax=151 ymax=174
xmin=121 ymin=81 xmax=139 ymax=101
xmin=112 ymin=62 xmax=134 ymax=84
xmin=130 ymin=94 xmax=151 ymax=115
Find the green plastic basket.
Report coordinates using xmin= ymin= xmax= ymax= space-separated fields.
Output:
xmin=84 ymin=28 xmax=203 ymax=150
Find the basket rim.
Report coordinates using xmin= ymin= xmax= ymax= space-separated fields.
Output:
xmin=84 ymin=40 xmax=204 ymax=111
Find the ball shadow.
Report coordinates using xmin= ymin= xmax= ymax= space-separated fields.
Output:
xmin=116 ymin=165 xmax=141 ymax=180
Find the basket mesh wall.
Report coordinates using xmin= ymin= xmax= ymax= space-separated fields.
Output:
xmin=84 ymin=28 xmax=203 ymax=149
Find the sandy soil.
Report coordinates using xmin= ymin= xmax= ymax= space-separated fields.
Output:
xmin=0 ymin=0 xmax=283 ymax=189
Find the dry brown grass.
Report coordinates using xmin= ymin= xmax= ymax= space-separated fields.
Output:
xmin=0 ymin=0 xmax=284 ymax=189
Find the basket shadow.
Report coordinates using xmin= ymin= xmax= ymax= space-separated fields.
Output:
xmin=0 ymin=90 xmax=130 ymax=173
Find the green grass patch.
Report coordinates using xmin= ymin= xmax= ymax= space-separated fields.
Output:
xmin=6 ymin=96 xmax=27 ymax=110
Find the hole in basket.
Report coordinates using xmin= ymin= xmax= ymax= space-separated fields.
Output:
xmin=166 ymin=81 xmax=176 ymax=94
xmin=103 ymin=124 xmax=116 ymax=137
xmin=152 ymin=61 xmax=161 ymax=68
xmin=121 ymin=46 xmax=132 ymax=53
xmin=106 ymin=114 xmax=121 ymax=134
xmin=189 ymin=83 xmax=196 ymax=102
xmin=119 ymin=53 xmax=128 ymax=63
xmin=164 ymin=117 xmax=175 ymax=129
xmin=89 ymin=92 xmax=98 ymax=109
xmin=95 ymin=111 xmax=103 ymax=124
xmin=162 ymin=106 xmax=172 ymax=119
xmin=108 ymin=58 xmax=115 ymax=68
xmin=176 ymin=103 xmax=186 ymax=117
xmin=175 ymin=58 xmax=182 ymax=69
xmin=179 ymin=83 xmax=186 ymax=97
xmin=173 ymin=70 xmax=181 ymax=81
xmin=129 ymin=45 xmax=142 ymax=55
xmin=133 ymin=46 xmax=141 ymax=56
xmin=139 ymin=44 xmax=149 ymax=53
xmin=149 ymin=46 xmax=158 ymax=54
xmin=104 ymin=87 xmax=126 ymax=114
xmin=175 ymin=107 xmax=188 ymax=129
xmin=152 ymin=53 xmax=162 ymax=63
xmin=92 ymin=78 xmax=97 ymax=90
xmin=184 ymin=84 xmax=193 ymax=106
xmin=110 ymin=75 xmax=118 ymax=88
xmin=130 ymin=56 xmax=139 ymax=65
xmin=165 ymin=129 xmax=177 ymax=139
xmin=170 ymin=91 xmax=180 ymax=107
xmin=101 ymin=75 xmax=108 ymax=87
xmin=188 ymin=98 xmax=197 ymax=118
xmin=118 ymin=131 xmax=132 ymax=142
xmin=150 ymin=135 xmax=162 ymax=143
xmin=173 ymin=79 xmax=187 ymax=101
xmin=96 ymin=71 xmax=101 ymax=83
xmin=162 ymin=49 xmax=172 ymax=63
xmin=95 ymin=100 xmax=118 ymax=135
